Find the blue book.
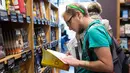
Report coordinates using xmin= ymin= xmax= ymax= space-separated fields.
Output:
xmin=122 ymin=10 xmax=129 ymax=18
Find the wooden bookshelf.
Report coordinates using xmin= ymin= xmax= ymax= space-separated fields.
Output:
xmin=0 ymin=0 xmax=59 ymax=73
xmin=117 ymin=0 xmax=130 ymax=51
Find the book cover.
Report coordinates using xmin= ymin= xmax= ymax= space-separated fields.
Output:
xmin=40 ymin=0 xmax=46 ymax=19
xmin=122 ymin=10 xmax=129 ymax=18
xmin=0 ymin=0 xmax=6 ymax=10
xmin=41 ymin=49 xmax=70 ymax=71
xmin=125 ymin=24 xmax=130 ymax=35
xmin=120 ymin=25 xmax=125 ymax=37
xmin=120 ymin=38 xmax=128 ymax=49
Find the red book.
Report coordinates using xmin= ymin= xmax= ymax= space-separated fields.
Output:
xmin=18 ymin=0 xmax=25 ymax=14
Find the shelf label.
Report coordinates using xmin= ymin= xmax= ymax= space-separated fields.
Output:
xmin=34 ymin=17 xmax=37 ymax=24
xmin=21 ymin=52 xmax=27 ymax=62
xmin=10 ymin=12 xmax=17 ymax=22
xmin=38 ymin=18 xmax=41 ymax=24
xmin=7 ymin=58 xmax=15 ymax=69
xmin=18 ymin=14 xmax=23 ymax=23
xmin=0 ymin=62 xmax=5 ymax=73
xmin=42 ymin=19 xmax=44 ymax=25
xmin=45 ymin=20 xmax=48 ymax=25
xmin=27 ymin=50 xmax=32 ymax=59
xmin=0 ymin=10 xmax=9 ymax=21
xmin=34 ymin=49 xmax=37 ymax=56
xmin=43 ymin=67 xmax=52 ymax=73
xmin=26 ymin=16 xmax=31 ymax=23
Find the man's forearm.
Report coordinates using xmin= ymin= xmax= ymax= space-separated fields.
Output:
xmin=78 ymin=60 xmax=113 ymax=72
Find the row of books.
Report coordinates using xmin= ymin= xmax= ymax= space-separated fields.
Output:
xmin=0 ymin=59 xmax=28 ymax=73
xmin=33 ymin=1 xmax=57 ymax=22
xmin=0 ymin=0 xmax=26 ymax=16
xmin=33 ymin=1 xmax=46 ymax=20
xmin=0 ymin=27 xmax=29 ymax=59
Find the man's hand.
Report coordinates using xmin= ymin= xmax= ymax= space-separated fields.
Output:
xmin=61 ymin=56 xmax=80 ymax=67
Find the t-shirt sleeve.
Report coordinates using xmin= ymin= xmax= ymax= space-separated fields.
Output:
xmin=88 ymin=26 xmax=110 ymax=49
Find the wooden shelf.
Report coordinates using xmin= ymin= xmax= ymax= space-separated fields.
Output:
xmin=120 ymin=17 xmax=130 ymax=20
xmin=120 ymin=2 xmax=125 ymax=4
xmin=0 ymin=50 xmax=30 ymax=64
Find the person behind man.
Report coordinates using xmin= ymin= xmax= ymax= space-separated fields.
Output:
xmin=87 ymin=2 xmax=113 ymax=35
xmin=62 ymin=3 xmax=113 ymax=73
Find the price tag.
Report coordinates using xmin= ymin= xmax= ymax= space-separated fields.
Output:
xmin=42 ymin=19 xmax=44 ymax=25
xmin=0 ymin=10 xmax=8 ymax=21
xmin=7 ymin=58 xmax=15 ymax=69
xmin=10 ymin=12 xmax=17 ymax=22
xmin=18 ymin=14 xmax=23 ymax=23
xmin=26 ymin=16 xmax=31 ymax=23
xmin=33 ymin=17 xmax=37 ymax=24
xmin=21 ymin=52 xmax=27 ymax=62
xmin=45 ymin=20 xmax=48 ymax=25
xmin=0 ymin=62 xmax=5 ymax=73
xmin=38 ymin=18 xmax=41 ymax=24
xmin=27 ymin=50 xmax=32 ymax=59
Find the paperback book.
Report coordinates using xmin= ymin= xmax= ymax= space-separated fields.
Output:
xmin=120 ymin=38 xmax=128 ymax=49
xmin=41 ymin=49 xmax=70 ymax=71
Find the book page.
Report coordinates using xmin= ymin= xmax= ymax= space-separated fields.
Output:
xmin=47 ymin=49 xmax=67 ymax=63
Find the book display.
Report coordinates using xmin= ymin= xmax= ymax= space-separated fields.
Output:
xmin=0 ymin=0 xmax=60 ymax=73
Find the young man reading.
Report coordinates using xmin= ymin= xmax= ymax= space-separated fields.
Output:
xmin=62 ymin=3 xmax=113 ymax=73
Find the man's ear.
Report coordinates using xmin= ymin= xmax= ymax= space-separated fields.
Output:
xmin=76 ymin=11 xmax=83 ymax=20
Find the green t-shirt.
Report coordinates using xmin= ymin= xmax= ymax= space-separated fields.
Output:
xmin=77 ymin=20 xmax=112 ymax=73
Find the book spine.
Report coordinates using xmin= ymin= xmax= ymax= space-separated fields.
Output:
xmin=18 ymin=0 xmax=25 ymax=14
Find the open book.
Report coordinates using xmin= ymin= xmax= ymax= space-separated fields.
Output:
xmin=41 ymin=49 xmax=70 ymax=71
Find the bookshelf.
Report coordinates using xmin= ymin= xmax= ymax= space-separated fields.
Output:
xmin=117 ymin=0 xmax=130 ymax=50
xmin=0 ymin=0 xmax=59 ymax=73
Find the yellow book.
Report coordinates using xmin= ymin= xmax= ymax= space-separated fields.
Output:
xmin=41 ymin=49 xmax=70 ymax=71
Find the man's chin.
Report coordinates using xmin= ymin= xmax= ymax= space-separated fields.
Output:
xmin=78 ymin=29 xmax=85 ymax=34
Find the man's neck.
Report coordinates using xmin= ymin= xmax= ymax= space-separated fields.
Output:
xmin=84 ymin=17 xmax=94 ymax=28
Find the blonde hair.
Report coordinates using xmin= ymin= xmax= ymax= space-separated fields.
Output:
xmin=87 ymin=2 xmax=102 ymax=14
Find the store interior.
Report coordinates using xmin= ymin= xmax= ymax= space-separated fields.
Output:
xmin=0 ymin=0 xmax=130 ymax=73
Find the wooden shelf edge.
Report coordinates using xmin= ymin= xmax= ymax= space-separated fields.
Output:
xmin=120 ymin=17 xmax=130 ymax=19
xmin=0 ymin=50 xmax=31 ymax=64
xmin=120 ymin=2 xmax=125 ymax=4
